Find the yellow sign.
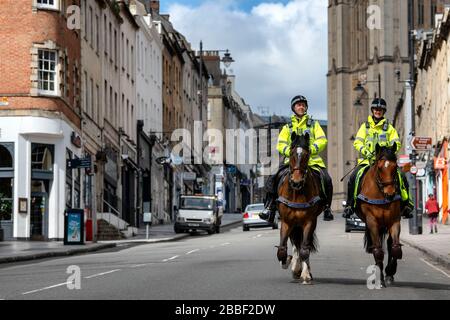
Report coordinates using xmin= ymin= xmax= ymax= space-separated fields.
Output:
xmin=0 ymin=97 xmax=9 ymax=106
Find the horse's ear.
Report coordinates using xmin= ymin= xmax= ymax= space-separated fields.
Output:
xmin=304 ymin=132 xmax=310 ymax=142
xmin=291 ymin=131 xmax=297 ymax=142
xmin=390 ymin=143 xmax=397 ymax=154
xmin=375 ymin=143 xmax=381 ymax=156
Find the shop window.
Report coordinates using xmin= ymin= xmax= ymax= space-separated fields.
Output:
xmin=0 ymin=143 xmax=14 ymax=221
xmin=36 ymin=0 xmax=58 ymax=10
xmin=31 ymin=144 xmax=54 ymax=171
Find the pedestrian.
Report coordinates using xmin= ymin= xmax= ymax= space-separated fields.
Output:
xmin=425 ymin=193 xmax=439 ymax=234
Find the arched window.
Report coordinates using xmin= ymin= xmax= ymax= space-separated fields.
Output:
xmin=0 ymin=144 xmax=13 ymax=168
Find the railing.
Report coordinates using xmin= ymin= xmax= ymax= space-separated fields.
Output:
xmin=101 ymin=200 xmax=125 ymax=231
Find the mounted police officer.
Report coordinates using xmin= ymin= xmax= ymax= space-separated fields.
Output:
xmin=342 ymin=98 xmax=414 ymax=219
xmin=259 ymin=95 xmax=334 ymax=223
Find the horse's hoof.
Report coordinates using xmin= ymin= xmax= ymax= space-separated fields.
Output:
xmin=380 ymin=280 xmax=386 ymax=288
xmin=385 ymin=276 xmax=394 ymax=286
xmin=301 ymin=278 xmax=313 ymax=285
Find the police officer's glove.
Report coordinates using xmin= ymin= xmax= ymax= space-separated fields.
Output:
xmin=361 ymin=148 xmax=373 ymax=159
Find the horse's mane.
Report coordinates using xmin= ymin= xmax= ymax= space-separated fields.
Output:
xmin=376 ymin=145 xmax=397 ymax=162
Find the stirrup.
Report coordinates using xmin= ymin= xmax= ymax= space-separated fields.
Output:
xmin=342 ymin=206 xmax=353 ymax=218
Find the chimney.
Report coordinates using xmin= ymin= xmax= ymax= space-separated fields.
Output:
xmin=149 ymin=0 xmax=160 ymax=15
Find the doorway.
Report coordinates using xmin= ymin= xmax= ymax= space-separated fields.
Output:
xmin=30 ymin=192 xmax=48 ymax=240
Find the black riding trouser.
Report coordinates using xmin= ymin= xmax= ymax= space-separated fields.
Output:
xmin=346 ymin=165 xmax=366 ymax=208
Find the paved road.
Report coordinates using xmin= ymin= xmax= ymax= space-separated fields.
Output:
xmin=0 ymin=217 xmax=449 ymax=300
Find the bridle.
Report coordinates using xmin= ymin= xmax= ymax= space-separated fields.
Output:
xmin=289 ymin=146 xmax=308 ymax=190
xmin=375 ymin=157 xmax=398 ymax=200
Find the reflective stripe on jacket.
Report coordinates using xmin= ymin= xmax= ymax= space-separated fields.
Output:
xmin=354 ymin=116 xmax=401 ymax=165
xmin=277 ymin=114 xmax=327 ymax=168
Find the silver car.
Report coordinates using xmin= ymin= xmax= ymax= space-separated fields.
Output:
xmin=242 ymin=203 xmax=278 ymax=231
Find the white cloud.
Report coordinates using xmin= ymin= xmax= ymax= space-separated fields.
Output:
xmin=167 ymin=0 xmax=328 ymax=120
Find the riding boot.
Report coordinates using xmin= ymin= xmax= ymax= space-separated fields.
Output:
xmin=434 ymin=225 xmax=438 ymax=233
xmin=430 ymin=228 xmax=434 ymax=234
xmin=323 ymin=206 xmax=334 ymax=221
xmin=343 ymin=167 xmax=359 ymax=218
xmin=259 ymin=194 xmax=277 ymax=223
xmin=401 ymin=200 xmax=414 ymax=219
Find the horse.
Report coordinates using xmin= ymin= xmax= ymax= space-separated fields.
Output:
xmin=276 ymin=132 xmax=325 ymax=284
xmin=355 ymin=143 xmax=402 ymax=288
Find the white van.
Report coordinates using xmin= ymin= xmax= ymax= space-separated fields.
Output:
xmin=174 ymin=195 xmax=223 ymax=235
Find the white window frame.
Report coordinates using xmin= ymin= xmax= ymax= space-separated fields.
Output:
xmin=36 ymin=0 xmax=59 ymax=10
xmin=37 ymin=49 xmax=59 ymax=96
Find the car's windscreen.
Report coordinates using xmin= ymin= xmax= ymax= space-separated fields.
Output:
xmin=246 ymin=204 xmax=264 ymax=211
xmin=181 ymin=198 xmax=214 ymax=210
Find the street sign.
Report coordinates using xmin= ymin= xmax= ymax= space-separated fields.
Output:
xmin=410 ymin=136 xmax=432 ymax=151
xmin=67 ymin=157 xmax=92 ymax=169
xmin=416 ymin=161 xmax=427 ymax=169
xmin=183 ymin=172 xmax=197 ymax=181
xmin=410 ymin=166 xmax=418 ymax=175
xmin=434 ymin=157 xmax=446 ymax=170
xmin=417 ymin=168 xmax=426 ymax=177
xmin=397 ymin=155 xmax=411 ymax=167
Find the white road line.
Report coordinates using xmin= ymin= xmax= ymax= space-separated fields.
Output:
xmin=84 ymin=269 xmax=121 ymax=279
xmin=163 ymin=255 xmax=179 ymax=262
xmin=131 ymin=264 xmax=148 ymax=268
xmin=186 ymin=249 xmax=200 ymax=255
xmin=420 ymin=258 xmax=450 ymax=278
xmin=22 ymin=281 xmax=72 ymax=295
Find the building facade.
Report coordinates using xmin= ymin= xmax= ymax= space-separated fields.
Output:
xmin=0 ymin=0 xmax=82 ymax=240
xmin=327 ymin=0 xmax=450 ymax=209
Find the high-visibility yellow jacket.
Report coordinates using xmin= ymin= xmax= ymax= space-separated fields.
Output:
xmin=277 ymin=114 xmax=327 ymax=168
xmin=354 ymin=116 xmax=401 ymax=165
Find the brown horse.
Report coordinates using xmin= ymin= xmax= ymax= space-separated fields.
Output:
xmin=276 ymin=132 xmax=325 ymax=284
xmin=356 ymin=143 xmax=402 ymax=287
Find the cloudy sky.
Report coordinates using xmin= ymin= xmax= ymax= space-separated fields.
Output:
xmin=161 ymin=0 xmax=328 ymax=119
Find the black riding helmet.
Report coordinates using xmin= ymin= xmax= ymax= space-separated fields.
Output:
xmin=291 ymin=95 xmax=308 ymax=113
xmin=371 ymin=98 xmax=387 ymax=111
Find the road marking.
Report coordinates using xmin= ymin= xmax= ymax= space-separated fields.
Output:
xmin=420 ymin=258 xmax=450 ymax=278
xmin=131 ymin=264 xmax=148 ymax=268
xmin=22 ymin=281 xmax=72 ymax=295
xmin=85 ymin=269 xmax=121 ymax=279
xmin=186 ymin=249 xmax=200 ymax=255
xmin=163 ymin=255 xmax=179 ymax=262
xmin=220 ymin=242 xmax=231 ymax=246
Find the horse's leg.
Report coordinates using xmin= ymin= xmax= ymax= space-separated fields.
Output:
xmin=385 ymin=221 xmax=402 ymax=285
xmin=278 ymin=219 xmax=293 ymax=269
xmin=367 ymin=220 xmax=385 ymax=288
xmin=299 ymin=219 xmax=316 ymax=285
xmin=291 ymin=241 xmax=301 ymax=279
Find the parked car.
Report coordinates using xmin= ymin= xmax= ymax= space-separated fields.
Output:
xmin=342 ymin=201 xmax=366 ymax=233
xmin=242 ymin=203 xmax=278 ymax=231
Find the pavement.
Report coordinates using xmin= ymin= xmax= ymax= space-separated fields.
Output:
xmin=1 ymin=212 xmax=449 ymax=271
xmin=401 ymin=216 xmax=450 ymax=269
xmin=0 ymin=213 xmax=242 ymax=265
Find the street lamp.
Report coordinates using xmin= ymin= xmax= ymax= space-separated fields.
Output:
xmin=353 ymin=73 xmax=382 ymax=99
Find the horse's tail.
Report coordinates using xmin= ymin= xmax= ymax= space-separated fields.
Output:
xmin=364 ymin=227 xmax=388 ymax=253
xmin=291 ymin=225 xmax=319 ymax=253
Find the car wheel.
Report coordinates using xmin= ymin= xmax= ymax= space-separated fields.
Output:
xmin=207 ymin=228 xmax=215 ymax=235
xmin=345 ymin=226 xmax=351 ymax=233
xmin=215 ymin=225 xmax=221 ymax=233
xmin=243 ymin=225 xmax=249 ymax=232
xmin=174 ymin=227 xmax=182 ymax=234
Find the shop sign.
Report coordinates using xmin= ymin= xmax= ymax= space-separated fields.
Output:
xmin=434 ymin=157 xmax=446 ymax=170
xmin=71 ymin=132 xmax=82 ymax=148
xmin=0 ymin=97 xmax=9 ymax=106
xmin=183 ymin=172 xmax=197 ymax=181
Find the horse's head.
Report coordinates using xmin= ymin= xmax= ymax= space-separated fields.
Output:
xmin=374 ymin=143 xmax=398 ymax=200
xmin=289 ymin=131 xmax=310 ymax=191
